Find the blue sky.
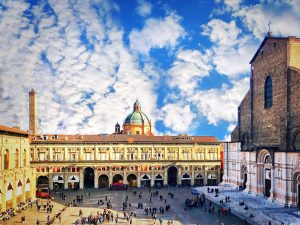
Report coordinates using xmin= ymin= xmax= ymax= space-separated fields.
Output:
xmin=1 ymin=0 xmax=300 ymax=140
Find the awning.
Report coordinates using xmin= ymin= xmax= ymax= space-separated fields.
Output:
xmin=208 ymin=174 xmax=217 ymax=179
xmin=53 ymin=175 xmax=64 ymax=183
xmin=68 ymin=175 xmax=79 ymax=183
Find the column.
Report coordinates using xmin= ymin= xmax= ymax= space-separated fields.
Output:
xmin=1 ymin=183 xmax=6 ymax=211
xmin=79 ymin=167 xmax=84 ymax=189
xmin=64 ymin=172 xmax=68 ymax=190
xmin=271 ymin=166 xmax=276 ymax=201
xmin=109 ymin=168 xmax=113 ymax=186
xmin=204 ymin=168 xmax=208 ymax=186
xmin=79 ymin=147 xmax=83 ymax=160
xmin=164 ymin=169 xmax=168 ymax=186
xmin=177 ymin=166 xmax=182 ymax=185
xmin=49 ymin=174 xmax=53 ymax=190
xmin=191 ymin=166 xmax=195 ymax=186
xmin=49 ymin=147 xmax=53 ymax=161
xmin=12 ymin=179 xmax=17 ymax=208
xmin=123 ymin=170 xmax=127 ymax=185
xmin=151 ymin=172 xmax=154 ymax=187
xmin=22 ymin=174 xmax=26 ymax=202
xmin=94 ymin=146 xmax=97 ymax=160
xmin=137 ymin=171 xmax=141 ymax=188
xmin=94 ymin=168 xmax=98 ymax=188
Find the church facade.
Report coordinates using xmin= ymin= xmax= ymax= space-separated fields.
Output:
xmin=222 ymin=34 xmax=300 ymax=207
xmin=29 ymin=94 xmax=222 ymax=190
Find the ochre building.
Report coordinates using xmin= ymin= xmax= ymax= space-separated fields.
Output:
xmin=0 ymin=125 xmax=36 ymax=212
xmin=222 ymin=34 xmax=300 ymax=207
xmin=29 ymin=97 xmax=222 ymax=190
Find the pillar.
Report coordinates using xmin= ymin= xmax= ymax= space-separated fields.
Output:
xmin=137 ymin=171 xmax=141 ymax=188
xmin=94 ymin=168 xmax=98 ymax=188
xmin=109 ymin=167 xmax=113 ymax=185
xmin=191 ymin=166 xmax=195 ymax=186
xmin=204 ymin=169 xmax=208 ymax=186
xmin=123 ymin=170 xmax=127 ymax=185
xmin=12 ymin=179 xmax=17 ymax=209
xmin=151 ymin=172 xmax=154 ymax=187
xmin=177 ymin=167 xmax=182 ymax=185
xmin=49 ymin=174 xmax=53 ymax=190
xmin=164 ymin=169 xmax=167 ymax=186
xmin=79 ymin=168 xmax=84 ymax=189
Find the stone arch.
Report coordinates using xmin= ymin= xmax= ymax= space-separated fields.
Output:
xmin=112 ymin=174 xmax=123 ymax=184
xmin=84 ymin=167 xmax=94 ymax=188
xmin=127 ymin=174 xmax=138 ymax=187
xmin=293 ymin=130 xmax=300 ymax=150
xmin=292 ymin=171 xmax=300 ymax=207
xmin=257 ymin=149 xmax=272 ymax=164
xmin=98 ymin=174 xmax=109 ymax=188
xmin=37 ymin=176 xmax=49 ymax=186
xmin=257 ymin=149 xmax=272 ymax=197
xmin=240 ymin=165 xmax=248 ymax=190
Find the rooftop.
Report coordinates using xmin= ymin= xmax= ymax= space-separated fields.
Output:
xmin=0 ymin=124 xmax=28 ymax=135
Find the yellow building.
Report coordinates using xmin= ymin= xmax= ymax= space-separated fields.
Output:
xmin=0 ymin=125 xmax=36 ymax=212
xmin=29 ymin=96 xmax=222 ymax=190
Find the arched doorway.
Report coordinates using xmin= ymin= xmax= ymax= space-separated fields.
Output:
xmin=240 ymin=165 xmax=247 ymax=190
xmin=84 ymin=167 xmax=94 ymax=188
xmin=207 ymin=174 xmax=217 ymax=186
xmin=292 ymin=172 xmax=300 ymax=207
xmin=194 ymin=174 xmax=204 ymax=186
xmin=68 ymin=175 xmax=80 ymax=190
xmin=264 ymin=155 xmax=272 ymax=197
xmin=154 ymin=174 xmax=163 ymax=188
xmin=182 ymin=174 xmax=191 ymax=187
xmin=127 ymin=174 xmax=138 ymax=187
xmin=113 ymin=174 xmax=123 ymax=184
xmin=37 ymin=176 xmax=49 ymax=187
xmin=167 ymin=166 xmax=178 ymax=186
xmin=53 ymin=175 xmax=64 ymax=190
xmin=141 ymin=174 xmax=150 ymax=187
xmin=98 ymin=174 xmax=109 ymax=188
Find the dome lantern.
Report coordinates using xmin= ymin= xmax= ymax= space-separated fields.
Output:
xmin=133 ymin=99 xmax=141 ymax=112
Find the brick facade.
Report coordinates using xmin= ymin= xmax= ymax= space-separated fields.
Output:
xmin=223 ymin=35 xmax=300 ymax=207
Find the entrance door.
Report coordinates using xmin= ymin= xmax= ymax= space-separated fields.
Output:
xmin=167 ymin=166 xmax=178 ymax=186
xmin=243 ymin=174 xmax=247 ymax=190
xmin=265 ymin=179 xmax=271 ymax=197
xmin=98 ymin=175 xmax=109 ymax=188
xmin=84 ymin=167 xmax=94 ymax=188
xmin=127 ymin=174 xmax=137 ymax=187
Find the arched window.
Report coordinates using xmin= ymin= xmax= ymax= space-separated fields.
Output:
xmin=15 ymin=149 xmax=19 ymax=168
xmin=293 ymin=131 xmax=300 ymax=150
xmin=265 ymin=76 xmax=273 ymax=108
xmin=4 ymin=150 xmax=9 ymax=170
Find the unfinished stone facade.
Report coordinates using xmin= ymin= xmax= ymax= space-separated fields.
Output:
xmin=224 ymin=35 xmax=300 ymax=207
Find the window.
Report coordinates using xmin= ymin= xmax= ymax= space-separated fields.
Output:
xmin=15 ymin=149 xmax=19 ymax=168
xmin=99 ymin=153 xmax=108 ymax=160
xmin=4 ymin=150 xmax=9 ymax=169
xmin=141 ymin=153 xmax=150 ymax=160
xmin=53 ymin=153 xmax=62 ymax=161
xmin=69 ymin=153 xmax=76 ymax=161
xmin=39 ymin=152 xmax=45 ymax=161
xmin=85 ymin=153 xmax=91 ymax=160
xmin=265 ymin=76 xmax=272 ymax=108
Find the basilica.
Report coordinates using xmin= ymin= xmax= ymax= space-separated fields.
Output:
xmin=222 ymin=34 xmax=300 ymax=207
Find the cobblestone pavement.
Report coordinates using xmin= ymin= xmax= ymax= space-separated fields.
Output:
xmin=2 ymin=187 xmax=243 ymax=225
xmin=194 ymin=186 xmax=300 ymax=225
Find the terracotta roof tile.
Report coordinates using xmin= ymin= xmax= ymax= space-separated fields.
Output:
xmin=0 ymin=124 xmax=28 ymax=135
xmin=30 ymin=134 xmax=219 ymax=144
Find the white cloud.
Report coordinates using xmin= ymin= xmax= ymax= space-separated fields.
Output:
xmin=234 ymin=0 xmax=300 ymax=39
xmin=160 ymin=103 xmax=196 ymax=133
xmin=190 ymin=77 xmax=249 ymax=125
xmin=201 ymin=19 xmax=256 ymax=77
xmin=136 ymin=0 xmax=152 ymax=17
xmin=129 ymin=13 xmax=185 ymax=54
xmin=0 ymin=0 xmax=158 ymax=134
xmin=167 ymin=49 xmax=212 ymax=96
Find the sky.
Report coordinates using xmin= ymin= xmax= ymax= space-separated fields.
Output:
xmin=1 ymin=0 xmax=300 ymax=140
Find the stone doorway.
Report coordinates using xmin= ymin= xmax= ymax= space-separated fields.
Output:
xmin=84 ymin=167 xmax=94 ymax=188
xmin=167 ymin=166 xmax=178 ymax=186
xmin=98 ymin=174 xmax=109 ymax=188
xmin=127 ymin=174 xmax=138 ymax=187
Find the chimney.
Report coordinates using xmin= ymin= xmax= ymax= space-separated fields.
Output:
xmin=29 ymin=89 xmax=38 ymax=135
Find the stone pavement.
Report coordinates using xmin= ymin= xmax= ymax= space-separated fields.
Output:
xmin=194 ymin=186 xmax=300 ymax=225
xmin=1 ymin=187 xmax=243 ymax=225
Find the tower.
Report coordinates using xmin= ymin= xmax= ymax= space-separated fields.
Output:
xmin=29 ymin=89 xmax=38 ymax=135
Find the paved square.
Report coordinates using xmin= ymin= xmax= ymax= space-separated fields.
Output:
xmin=2 ymin=187 xmax=243 ymax=225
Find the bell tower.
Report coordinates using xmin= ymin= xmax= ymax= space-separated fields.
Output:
xmin=29 ymin=89 xmax=38 ymax=135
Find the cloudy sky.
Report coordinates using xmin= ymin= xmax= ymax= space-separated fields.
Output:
xmin=1 ymin=0 xmax=300 ymax=140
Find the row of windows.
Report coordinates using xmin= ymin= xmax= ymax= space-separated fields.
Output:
xmin=1 ymin=149 xmax=28 ymax=170
xmin=34 ymin=152 xmax=219 ymax=161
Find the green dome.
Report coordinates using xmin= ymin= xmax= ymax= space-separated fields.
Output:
xmin=124 ymin=112 xmax=151 ymax=125
xmin=124 ymin=99 xmax=151 ymax=125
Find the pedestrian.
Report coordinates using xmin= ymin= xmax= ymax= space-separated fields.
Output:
xmin=36 ymin=219 xmax=40 ymax=225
